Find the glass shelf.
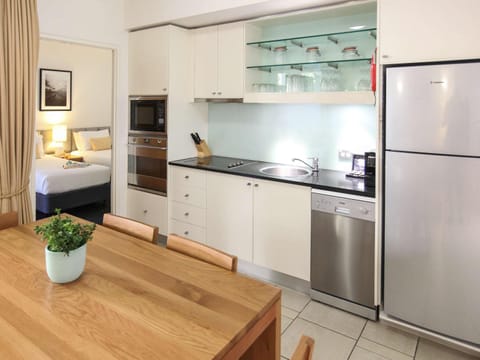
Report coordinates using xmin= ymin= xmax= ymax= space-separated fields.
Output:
xmin=246 ymin=58 xmax=372 ymax=72
xmin=246 ymin=28 xmax=376 ymax=50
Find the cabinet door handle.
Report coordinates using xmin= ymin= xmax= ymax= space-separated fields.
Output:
xmin=184 ymin=175 xmax=189 ymax=179
xmin=211 ymin=91 xmax=216 ymax=95
xmin=217 ymin=91 xmax=222 ymax=95
xmin=184 ymin=212 xmax=189 ymax=216
xmin=247 ymin=182 xmax=251 ymax=186
xmin=163 ymin=88 xmax=167 ymax=91
xmin=184 ymin=194 xmax=189 ymax=198
xmin=382 ymin=54 xmax=389 ymax=58
xmin=184 ymin=231 xmax=189 ymax=236
xmin=143 ymin=209 xmax=148 ymax=213
xmin=254 ymin=183 xmax=259 ymax=187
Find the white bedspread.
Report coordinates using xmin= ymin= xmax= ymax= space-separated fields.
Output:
xmin=36 ymin=156 xmax=111 ymax=195
xmin=71 ymin=149 xmax=111 ymax=167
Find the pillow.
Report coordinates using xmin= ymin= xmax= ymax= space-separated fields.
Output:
xmin=35 ymin=133 xmax=45 ymax=159
xmin=90 ymin=136 xmax=112 ymax=151
xmin=73 ymin=129 xmax=109 ymax=151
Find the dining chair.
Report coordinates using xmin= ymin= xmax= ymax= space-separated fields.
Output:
xmin=291 ymin=335 xmax=315 ymax=360
xmin=102 ymin=213 xmax=159 ymax=243
xmin=166 ymin=234 xmax=238 ymax=272
xmin=0 ymin=211 xmax=19 ymax=230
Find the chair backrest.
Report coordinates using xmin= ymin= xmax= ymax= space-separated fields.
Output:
xmin=102 ymin=213 xmax=159 ymax=243
xmin=166 ymin=234 xmax=238 ymax=272
xmin=0 ymin=211 xmax=18 ymax=230
xmin=291 ymin=335 xmax=315 ymax=360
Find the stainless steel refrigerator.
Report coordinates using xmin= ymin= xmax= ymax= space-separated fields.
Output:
xmin=384 ymin=61 xmax=480 ymax=345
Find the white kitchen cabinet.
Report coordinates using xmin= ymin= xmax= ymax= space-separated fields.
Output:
xmin=129 ymin=26 xmax=169 ymax=95
xmin=206 ymin=172 xmax=254 ymax=262
xmin=206 ymin=171 xmax=311 ymax=280
xmin=378 ymin=0 xmax=480 ymax=64
xmin=126 ymin=188 xmax=168 ymax=235
xmin=253 ymin=179 xmax=311 ymax=281
xmin=193 ymin=22 xmax=244 ymax=99
xmin=169 ymin=167 xmax=207 ymax=243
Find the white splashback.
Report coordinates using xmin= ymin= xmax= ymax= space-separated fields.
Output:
xmin=208 ymin=103 xmax=376 ymax=171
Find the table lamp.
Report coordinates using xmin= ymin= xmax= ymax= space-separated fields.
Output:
xmin=52 ymin=125 xmax=67 ymax=156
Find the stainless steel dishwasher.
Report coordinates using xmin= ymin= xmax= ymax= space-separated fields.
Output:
xmin=310 ymin=189 xmax=377 ymax=320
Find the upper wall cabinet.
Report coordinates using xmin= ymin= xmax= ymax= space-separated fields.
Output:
xmin=193 ymin=22 xmax=245 ymax=100
xmin=129 ymin=26 xmax=169 ymax=95
xmin=244 ymin=1 xmax=377 ymax=104
xmin=378 ymin=0 xmax=480 ymax=64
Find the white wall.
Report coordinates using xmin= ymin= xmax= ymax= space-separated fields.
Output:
xmin=37 ymin=0 xmax=129 ymax=216
xmin=124 ymin=0 xmax=352 ymax=29
xmin=37 ymin=39 xmax=113 ymax=130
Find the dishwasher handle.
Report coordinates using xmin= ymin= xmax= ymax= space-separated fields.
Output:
xmin=334 ymin=206 xmax=351 ymax=215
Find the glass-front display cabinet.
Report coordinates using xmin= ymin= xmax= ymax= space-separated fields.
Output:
xmin=244 ymin=1 xmax=377 ymax=104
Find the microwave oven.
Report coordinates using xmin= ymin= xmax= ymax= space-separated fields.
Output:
xmin=129 ymin=96 xmax=167 ymax=134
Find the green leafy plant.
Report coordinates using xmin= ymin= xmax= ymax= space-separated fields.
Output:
xmin=34 ymin=209 xmax=96 ymax=255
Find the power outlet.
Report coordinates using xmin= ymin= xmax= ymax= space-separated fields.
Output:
xmin=338 ymin=150 xmax=352 ymax=160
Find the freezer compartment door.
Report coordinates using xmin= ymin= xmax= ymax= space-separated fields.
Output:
xmin=386 ymin=62 xmax=480 ymax=156
xmin=384 ymin=151 xmax=480 ymax=345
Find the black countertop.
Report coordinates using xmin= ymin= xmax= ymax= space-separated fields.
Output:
xmin=169 ymin=156 xmax=375 ymax=198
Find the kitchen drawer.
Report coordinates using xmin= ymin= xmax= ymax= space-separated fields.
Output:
xmin=171 ymin=167 xmax=206 ymax=188
xmin=171 ymin=201 xmax=206 ymax=227
xmin=170 ymin=219 xmax=206 ymax=244
xmin=171 ymin=184 xmax=206 ymax=208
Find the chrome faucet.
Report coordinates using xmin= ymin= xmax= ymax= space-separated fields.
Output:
xmin=292 ymin=157 xmax=319 ymax=175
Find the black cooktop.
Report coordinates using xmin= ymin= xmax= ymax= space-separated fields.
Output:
xmin=174 ymin=156 xmax=258 ymax=170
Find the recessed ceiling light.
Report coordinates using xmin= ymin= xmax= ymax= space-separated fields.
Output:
xmin=349 ymin=25 xmax=365 ymax=30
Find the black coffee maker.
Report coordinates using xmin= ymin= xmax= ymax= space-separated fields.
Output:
xmin=364 ymin=152 xmax=376 ymax=187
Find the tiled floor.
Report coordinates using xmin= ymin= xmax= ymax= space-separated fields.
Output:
xmin=277 ymin=285 xmax=479 ymax=360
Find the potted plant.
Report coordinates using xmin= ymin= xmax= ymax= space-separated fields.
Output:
xmin=34 ymin=209 xmax=96 ymax=283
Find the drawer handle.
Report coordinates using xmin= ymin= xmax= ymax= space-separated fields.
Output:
xmin=247 ymin=182 xmax=251 ymax=186
xmin=184 ymin=231 xmax=189 ymax=236
xmin=184 ymin=175 xmax=189 ymax=179
xmin=184 ymin=194 xmax=189 ymax=198
xmin=254 ymin=184 xmax=259 ymax=187
xmin=184 ymin=212 xmax=189 ymax=216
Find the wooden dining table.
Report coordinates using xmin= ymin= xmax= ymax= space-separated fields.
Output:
xmin=0 ymin=216 xmax=281 ymax=359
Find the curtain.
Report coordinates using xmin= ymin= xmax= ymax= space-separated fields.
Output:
xmin=0 ymin=0 xmax=39 ymax=223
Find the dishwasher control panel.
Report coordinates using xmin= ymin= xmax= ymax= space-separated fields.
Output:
xmin=312 ymin=193 xmax=375 ymax=222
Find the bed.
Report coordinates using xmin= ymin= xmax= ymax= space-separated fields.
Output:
xmin=71 ymin=127 xmax=112 ymax=167
xmin=35 ymin=156 xmax=111 ymax=215
xmin=70 ymin=149 xmax=111 ymax=167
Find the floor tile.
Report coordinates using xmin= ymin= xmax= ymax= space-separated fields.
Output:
xmin=349 ymin=346 xmax=389 ymax=360
xmin=282 ymin=306 xmax=298 ymax=319
xmin=279 ymin=285 xmax=310 ymax=312
xmin=356 ymin=337 xmax=413 ymax=360
xmin=361 ymin=320 xmax=418 ymax=356
xmin=299 ymin=300 xmax=367 ymax=339
xmin=282 ymin=318 xmax=356 ymax=360
xmin=415 ymin=338 xmax=479 ymax=360
xmin=282 ymin=315 xmax=293 ymax=333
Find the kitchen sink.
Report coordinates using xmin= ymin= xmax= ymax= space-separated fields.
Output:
xmin=259 ymin=165 xmax=311 ymax=177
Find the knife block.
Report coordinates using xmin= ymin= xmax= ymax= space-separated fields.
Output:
xmin=195 ymin=140 xmax=211 ymax=158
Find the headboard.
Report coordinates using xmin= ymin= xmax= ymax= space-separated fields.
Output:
xmin=37 ymin=126 xmax=111 ymax=154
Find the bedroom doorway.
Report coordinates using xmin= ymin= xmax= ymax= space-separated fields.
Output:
xmin=35 ymin=38 xmax=115 ymax=224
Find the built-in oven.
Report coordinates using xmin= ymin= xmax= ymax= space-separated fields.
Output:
xmin=128 ymin=135 xmax=167 ymax=195
xmin=129 ymin=96 xmax=167 ymax=135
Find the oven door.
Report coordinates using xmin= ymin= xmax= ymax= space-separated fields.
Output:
xmin=128 ymin=144 xmax=167 ymax=195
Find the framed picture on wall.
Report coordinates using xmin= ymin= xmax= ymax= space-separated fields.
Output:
xmin=39 ymin=68 xmax=72 ymax=111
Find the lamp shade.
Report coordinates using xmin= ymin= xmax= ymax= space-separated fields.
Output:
xmin=52 ymin=125 xmax=67 ymax=142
